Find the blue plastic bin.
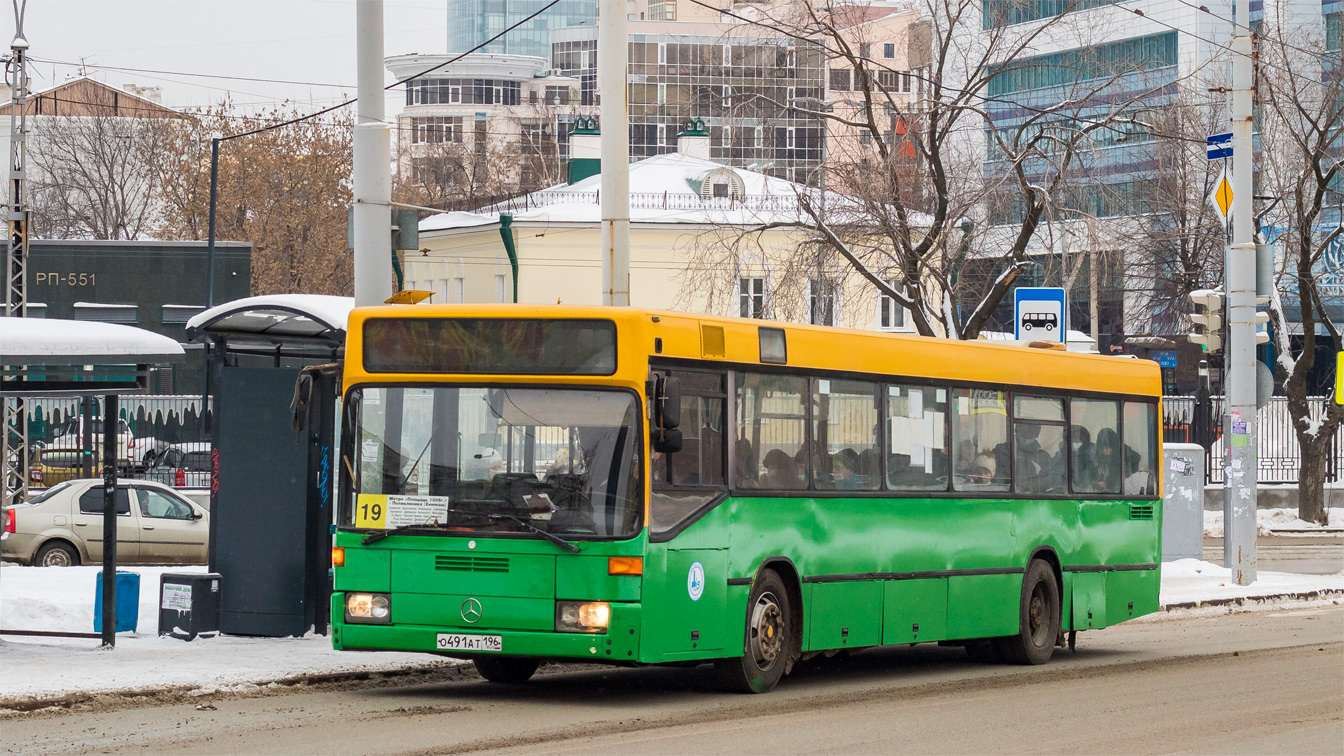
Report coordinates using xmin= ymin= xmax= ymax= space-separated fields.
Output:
xmin=93 ymin=570 xmax=140 ymax=633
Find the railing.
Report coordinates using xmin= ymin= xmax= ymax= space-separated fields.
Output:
xmin=478 ymin=190 xmax=808 ymax=214
xmin=1162 ymin=395 xmax=1340 ymax=484
xmin=21 ymin=395 xmax=211 ymax=490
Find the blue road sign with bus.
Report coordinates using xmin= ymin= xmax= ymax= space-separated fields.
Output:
xmin=1014 ymin=287 xmax=1067 ymax=342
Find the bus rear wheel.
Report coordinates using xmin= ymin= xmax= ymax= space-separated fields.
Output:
xmin=717 ymin=569 xmax=792 ymax=693
xmin=995 ymin=560 xmax=1060 ymax=665
xmin=473 ymin=657 xmax=539 ymax=684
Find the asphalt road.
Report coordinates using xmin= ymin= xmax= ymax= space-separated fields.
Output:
xmin=7 ymin=606 xmax=1342 ymax=756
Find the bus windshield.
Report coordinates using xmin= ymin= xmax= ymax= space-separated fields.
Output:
xmin=345 ymin=385 xmax=642 ymax=540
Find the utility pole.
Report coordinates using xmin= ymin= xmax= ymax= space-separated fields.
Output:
xmin=598 ymin=0 xmax=629 ymax=306
xmin=2 ymin=0 xmax=30 ymax=510
xmin=1224 ymin=0 xmax=1257 ymax=584
xmin=352 ymin=0 xmax=392 ymax=307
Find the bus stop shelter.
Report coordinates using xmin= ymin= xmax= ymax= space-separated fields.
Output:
xmin=186 ymin=294 xmax=352 ymax=637
xmin=1 ymin=318 xmax=184 ymax=646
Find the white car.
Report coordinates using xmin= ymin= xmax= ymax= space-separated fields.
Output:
xmin=46 ymin=417 xmax=135 ymax=467
xmin=2 ymin=479 xmax=208 ymax=566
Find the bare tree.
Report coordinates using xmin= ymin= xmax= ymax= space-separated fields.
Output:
xmin=685 ymin=0 xmax=1184 ymax=338
xmin=1259 ymin=10 xmax=1344 ymax=524
xmin=155 ymin=103 xmax=355 ymax=296
xmin=30 ymin=113 xmax=174 ymax=240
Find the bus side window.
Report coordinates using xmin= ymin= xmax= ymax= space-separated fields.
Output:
xmin=951 ymin=387 xmax=1010 ymax=492
xmin=812 ymin=378 xmax=880 ymax=491
xmin=1122 ymin=401 xmax=1158 ymax=496
xmin=1012 ymin=395 xmax=1066 ymax=495
xmin=1070 ymin=398 xmax=1120 ymax=494
xmin=653 ymin=370 xmax=726 ymax=488
xmin=886 ymin=384 xmax=948 ymax=491
xmin=735 ymin=372 xmax=807 ymax=490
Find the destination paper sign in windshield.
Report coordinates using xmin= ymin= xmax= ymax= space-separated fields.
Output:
xmin=355 ymin=494 xmax=450 ymax=529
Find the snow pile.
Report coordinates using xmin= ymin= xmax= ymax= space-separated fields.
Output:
xmin=1158 ymin=558 xmax=1344 ymax=607
xmin=1203 ymin=507 xmax=1344 ymax=537
xmin=0 ymin=565 xmax=453 ymax=703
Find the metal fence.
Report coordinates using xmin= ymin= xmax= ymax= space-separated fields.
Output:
xmin=1162 ymin=395 xmax=1340 ymax=483
xmin=21 ymin=394 xmax=211 ymax=490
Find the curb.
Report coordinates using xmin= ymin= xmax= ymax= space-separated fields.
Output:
xmin=1159 ymin=588 xmax=1344 ymax=612
xmin=0 ymin=662 xmax=467 ymax=716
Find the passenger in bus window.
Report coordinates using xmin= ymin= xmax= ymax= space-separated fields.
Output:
xmin=831 ymin=449 xmax=860 ymax=490
xmin=967 ymin=455 xmax=996 ymax=485
xmin=761 ymin=448 xmax=801 ymax=489
xmin=1093 ymin=429 xmax=1123 ymax=492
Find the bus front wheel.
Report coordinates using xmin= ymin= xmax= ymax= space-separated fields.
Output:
xmin=995 ymin=560 xmax=1060 ymax=665
xmin=473 ymin=657 xmax=539 ymax=684
xmin=717 ymin=570 xmax=792 ymax=693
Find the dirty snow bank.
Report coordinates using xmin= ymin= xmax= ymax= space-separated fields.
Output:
xmin=1203 ymin=507 xmax=1344 ymax=537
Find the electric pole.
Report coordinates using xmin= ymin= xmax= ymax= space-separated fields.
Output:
xmin=352 ymin=0 xmax=392 ymax=307
xmin=1224 ymin=0 xmax=1258 ymax=584
xmin=598 ymin=0 xmax=629 ymax=306
xmin=2 ymin=0 xmax=30 ymax=509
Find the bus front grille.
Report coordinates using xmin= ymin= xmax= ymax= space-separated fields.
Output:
xmin=435 ymin=555 xmax=510 ymax=573
xmin=1129 ymin=504 xmax=1155 ymax=521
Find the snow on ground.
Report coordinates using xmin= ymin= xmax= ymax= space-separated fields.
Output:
xmin=1158 ymin=558 xmax=1344 ymax=607
xmin=1203 ymin=507 xmax=1344 ymax=537
xmin=2 ymin=557 xmax=1342 ymax=705
xmin=0 ymin=565 xmax=452 ymax=703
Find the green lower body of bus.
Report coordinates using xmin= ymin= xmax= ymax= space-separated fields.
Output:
xmin=331 ymin=495 xmax=1160 ymax=669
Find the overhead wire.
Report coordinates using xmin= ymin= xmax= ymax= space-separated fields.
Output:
xmin=219 ymin=0 xmax=563 ymax=142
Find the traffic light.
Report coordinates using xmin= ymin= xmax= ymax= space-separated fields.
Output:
xmin=1188 ymin=289 xmax=1224 ymax=353
xmin=1255 ymin=311 xmax=1270 ymax=345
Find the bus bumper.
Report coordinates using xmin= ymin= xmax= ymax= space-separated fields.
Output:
xmin=331 ymin=592 xmax=643 ymax=662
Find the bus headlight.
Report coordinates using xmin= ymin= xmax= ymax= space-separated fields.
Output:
xmin=345 ymin=593 xmax=391 ymax=624
xmin=555 ymin=601 xmax=610 ymax=633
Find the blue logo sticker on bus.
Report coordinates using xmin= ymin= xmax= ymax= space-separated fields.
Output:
xmin=687 ymin=561 xmax=705 ymax=601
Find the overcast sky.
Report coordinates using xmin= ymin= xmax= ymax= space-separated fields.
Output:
xmin=1 ymin=1 xmax=448 ymax=113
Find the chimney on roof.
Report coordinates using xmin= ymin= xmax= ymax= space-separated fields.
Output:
xmin=677 ymin=118 xmax=710 ymax=160
xmin=567 ymin=115 xmax=601 ymax=185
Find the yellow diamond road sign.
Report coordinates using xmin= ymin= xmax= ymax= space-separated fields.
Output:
xmin=1211 ymin=167 xmax=1233 ymax=223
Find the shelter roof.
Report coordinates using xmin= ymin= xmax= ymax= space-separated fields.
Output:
xmin=185 ymin=294 xmax=354 ymax=345
xmin=0 ymin=317 xmax=184 ymax=365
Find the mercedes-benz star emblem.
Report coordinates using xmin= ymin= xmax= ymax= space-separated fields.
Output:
xmin=460 ymin=597 xmax=483 ymax=624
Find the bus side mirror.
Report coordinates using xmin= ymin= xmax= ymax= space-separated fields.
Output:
xmin=658 ymin=376 xmax=681 ymax=430
xmin=653 ymin=427 xmax=683 ymax=454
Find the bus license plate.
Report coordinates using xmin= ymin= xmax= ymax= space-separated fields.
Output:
xmin=436 ymin=633 xmax=502 ymax=652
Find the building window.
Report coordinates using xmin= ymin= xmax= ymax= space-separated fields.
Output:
xmin=411 ymin=116 xmax=463 ymax=145
xmin=878 ymin=282 xmax=904 ymax=330
xmin=879 ymin=70 xmax=897 ymax=90
xmin=809 ymin=278 xmax=836 ymax=326
xmin=987 ymin=32 xmax=1178 ymax=96
xmin=859 ymin=42 xmax=872 ymax=59
xmin=545 ymin=85 xmax=571 ymax=105
xmin=860 ymin=131 xmax=872 ymax=146
xmin=884 ymin=43 xmax=895 ymax=59
xmin=453 ymin=277 xmax=465 ymax=304
xmin=495 ymin=274 xmax=507 ymax=303
xmin=829 ymin=68 xmax=851 ymax=91
xmin=740 ymin=277 xmax=766 ymax=319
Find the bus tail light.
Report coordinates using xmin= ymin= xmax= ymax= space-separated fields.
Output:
xmin=556 ymin=601 xmax=610 ymax=633
xmin=331 ymin=546 xmax=345 ymax=567
xmin=608 ymin=557 xmax=642 ymax=575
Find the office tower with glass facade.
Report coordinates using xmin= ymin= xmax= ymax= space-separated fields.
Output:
xmin=448 ymin=0 xmax=597 ymax=57
xmin=550 ymin=22 xmax=828 ymax=182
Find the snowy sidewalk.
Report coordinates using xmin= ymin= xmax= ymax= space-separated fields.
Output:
xmin=2 ymin=560 xmax=1342 ymax=708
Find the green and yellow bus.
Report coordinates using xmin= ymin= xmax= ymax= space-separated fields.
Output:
xmin=331 ymin=305 xmax=1162 ymax=693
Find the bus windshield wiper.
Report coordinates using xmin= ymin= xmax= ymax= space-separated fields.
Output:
xmin=361 ymin=522 xmax=443 ymax=545
xmin=445 ymin=507 xmax=581 ymax=553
